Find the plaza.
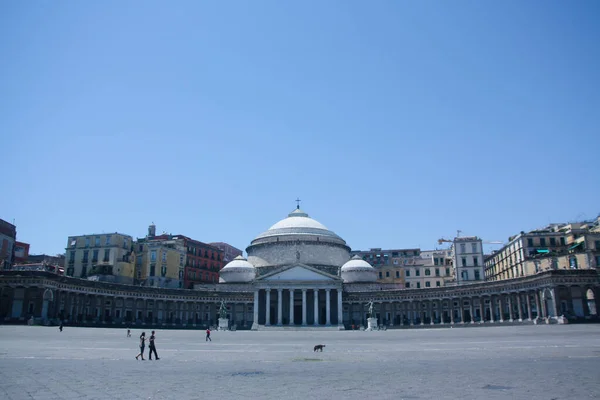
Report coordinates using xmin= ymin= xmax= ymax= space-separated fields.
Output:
xmin=1 ymin=325 xmax=599 ymax=399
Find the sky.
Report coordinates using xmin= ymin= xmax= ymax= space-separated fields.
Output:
xmin=1 ymin=1 xmax=599 ymax=256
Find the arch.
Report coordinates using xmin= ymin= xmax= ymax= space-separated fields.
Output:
xmin=43 ymin=289 xmax=54 ymax=302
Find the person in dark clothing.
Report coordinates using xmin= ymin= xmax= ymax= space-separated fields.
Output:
xmin=205 ymin=328 xmax=211 ymax=341
xmin=59 ymin=323 xmax=63 ymax=332
xmin=136 ymin=332 xmax=146 ymax=360
xmin=127 ymin=328 xmax=131 ymax=337
xmin=148 ymin=331 xmax=159 ymax=360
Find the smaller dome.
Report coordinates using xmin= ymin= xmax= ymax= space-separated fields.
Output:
xmin=219 ymin=255 xmax=255 ymax=283
xmin=340 ymin=255 xmax=377 ymax=283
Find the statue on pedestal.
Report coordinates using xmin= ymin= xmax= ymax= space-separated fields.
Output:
xmin=218 ymin=300 xmax=229 ymax=331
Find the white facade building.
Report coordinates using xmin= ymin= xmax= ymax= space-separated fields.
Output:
xmin=452 ymin=237 xmax=485 ymax=283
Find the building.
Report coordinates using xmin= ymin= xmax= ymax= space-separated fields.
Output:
xmin=27 ymin=254 xmax=65 ymax=271
xmin=209 ymin=242 xmax=243 ymax=264
xmin=13 ymin=241 xmax=30 ymax=264
xmin=138 ymin=224 xmax=224 ymax=288
xmin=65 ymin=233 xmax=135 ymax=283
xmin=135 ymin=233 xmax=185 ymax=289
xmin=351 ymin=248 xmax=422 ymax=286
xmin=0 ymin=219 xmax=16 ymax=269
xmin=1 ymin=206 xmax=599 ymax=328
xmin=452 ymin=236 xmax=485 ymax=283
xmin=485 ymin=217 xmax=600 ymax=282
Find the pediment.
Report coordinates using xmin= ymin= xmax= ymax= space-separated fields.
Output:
xmin=259 ymin=264 xmax=338 ymax=282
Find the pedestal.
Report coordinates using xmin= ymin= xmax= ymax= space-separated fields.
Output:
xmin=218 ymin=318 xmax=229 ymax=331
xmin=366 ymin=317 xmax=378 ymax=331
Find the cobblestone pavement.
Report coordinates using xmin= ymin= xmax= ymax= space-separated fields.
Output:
xmin=0 ymin=325 xmax=599 ymax=400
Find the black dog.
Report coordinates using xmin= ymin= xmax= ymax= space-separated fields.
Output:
xmin=313 ymin=344 xmax=326 ymax=352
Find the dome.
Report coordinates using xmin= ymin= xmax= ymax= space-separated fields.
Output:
xmin=252 ymin=208 xmax=345 ymax=243
xmin=219 ymin=255 xmax=256 ymax=283
xmin=341 ymin=255 xmax=377 ymax=283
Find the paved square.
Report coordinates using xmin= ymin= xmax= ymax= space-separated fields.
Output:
xmin=0 ymin=325 xmax=599 ymax=399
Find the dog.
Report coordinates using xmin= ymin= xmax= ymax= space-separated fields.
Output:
xmin=313 ymin=344 xmax=326 ymax=352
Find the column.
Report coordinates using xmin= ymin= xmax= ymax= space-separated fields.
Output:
xmin=459 ymin=298 xmax=464 ymax=324
xmin=265 ymin=289 xmax=271 ymax=326
xmin=429 ymin=301 xmax=434 ymax=325
xmin=252 ymin=290 xmax=259 ymax=329
xmin=498 ymin=295 xmax=504 ymax=322
xmin=302 ymin=289 xmax=307 ymax=326
xmin=479 ymin=297 xmax=485 ymax=323
xmin=489 ymin=296 xmax=495 ymax=323
xmin=419 ymin=301 xmax=424 ymax=325
xmin=508 ymin=294 xmax=514 ymax=322
xmin=449 ymin=299 xmax=454 ymax=324
xmin=516 ymin=292 xmax=523 ymax=322
xmin=469 ymin=298 xmax=475 ymax=324
xmin=313 ymin=289 xmax=319 ymax=326
xmin=439 ymin=300 xmax=444 ymax=325
xmin=550 ymin=288 xmax=559 ymax=317
xmin=390 ymin=302 xmax=395 ymax=327
xmin=337 ymin=289 xmax=343 ymax=327
xmin=410 ymin=301 xmax=415 ymax=326
xmin=526 ymin=292 xmax=533 ymax=321
xmin=277 ymin=289 xmax=283 ymax=325
xmin=535 ymin=291 xmax=541 ymax=319
xmin=289 ymin=289 xmax=295 ymax=326
xmin=325 ymin=289 xmax=331 ymax=325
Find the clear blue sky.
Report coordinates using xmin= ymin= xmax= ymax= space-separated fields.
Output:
xmin=1 ymin=1 xmax=599 ymax=256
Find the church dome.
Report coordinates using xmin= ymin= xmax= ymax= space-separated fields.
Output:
xmin=341 ymin=255 xmax=377 ymax=283
xmin=219 ymin=255 xmax=255 ymax=283
xmin=252 ymin=208 xmax=345 ymax=244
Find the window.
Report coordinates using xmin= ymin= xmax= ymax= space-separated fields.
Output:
xmin=104 ymin=249 xmax=110 ymax=261
xmin=596 ymin=256 xmax=600 ymax=266
xmin=70 ymin=239 xmax=77 ymax=247
xmin=415 ymin=269 xmax=420 ymax=277
xmin=162 ymin=252 xmax=167 ymax=262
xmin=69 ymin=251 xmax=75 ymax=262
xmin=92 ymin=250 xmax=99 ymax=262
xmin=151 ymin=251 xmax=157 ymax=262
xmin=395 ymin=271 xmax=400 ymax=278
xmin=85 ymin=237 xmax=90 ymax=247
xmin=460 ymin=244 xmax=466 ymax=253
xmin=94 ymin=237 xmax=100 ymax=246
xmin=416 ymin=282 xmax=421 ymax=288
xmin=434 ymin=258 xmax=439 ymax=266
xmin=393 ymin=259 xmax=398 ymax=265
xmin=406 ymin=270 xmax=410 ymax=277
xmin=569 ymin=256 xmax=578 ymax=270
xmin=436 ymin=281 xmax=441 ymax=287
xmin=81 ymin=266 xmax=87 ymax=277
xmin=461 ymin=270 xmax=468 ymax=280
xmin=106 ymin=236 xmax=111 ymax=246
xmin=462 ymin=257 xmax=467 ymax=267
xmin=425 ymin=268 xmax=431 ymax=276
xmin=550 ymin=237 xmax=556 ymax=246
xmin=150 ymin=264 xmax=156 ymax=276
xmin=474 ymin=270 xmax=481 ymax=280
xmin=385 ymin=271 xmax=390 ymax=277
xmin=540 ymin=238 xmax=546 ymax=247
xmin=83 ymin=250 xmax=89 ymax=262
xmin=527 ymin=238 xmax=533 ymax=247
xmin=405 ymin=282 xmax=410 ymax=288
xmin=425 ymin=281 xmax=431 ymax=287
xmin=445 ymin=268 xmax=450 ymax=276
xmin=378 ymin=272 xmax=382 ymax=279
xmin=123 ymin=239 xmax=128 ymax=249
xmin=560 ymin=237 xmax=566 ymax=246
xmin=595 ymin=241 xmax=600 ymax=250
xmin=473 ymin=257 xmax=478 ymax=266
xmin=180 ymin=255 xmax=184 ymax=267
xmin=435 ymin=268 xmax=440 ymax=276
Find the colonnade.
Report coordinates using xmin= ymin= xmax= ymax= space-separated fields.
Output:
xmin=253 ymin=287 xmax=343 ymax=327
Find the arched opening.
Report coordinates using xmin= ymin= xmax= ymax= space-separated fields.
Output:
xmin=542 ymin=288 xmax=555 ymax=317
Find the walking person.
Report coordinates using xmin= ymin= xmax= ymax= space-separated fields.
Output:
xmin=127 ymin=328 xmax=131 ymax=337
xmin=148 ymin=331 xmax=160 ymax=360
xmin=205 ymin=328 xmax=211 ymax=342
xmin=59 ymin=322 xmax=63 ymax=332
xmin=136 ymin=332 xmax=146 ymax=360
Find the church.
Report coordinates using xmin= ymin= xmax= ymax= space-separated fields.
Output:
xmin=0 ymin=207 xmax=599 ymax=329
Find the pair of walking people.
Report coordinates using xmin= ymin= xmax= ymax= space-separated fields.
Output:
xmin=136 ymin=331 xmax=159 ymax=360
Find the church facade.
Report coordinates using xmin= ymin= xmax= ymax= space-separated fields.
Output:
xmin=1 ymin=208 xmax=599 ymax=329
